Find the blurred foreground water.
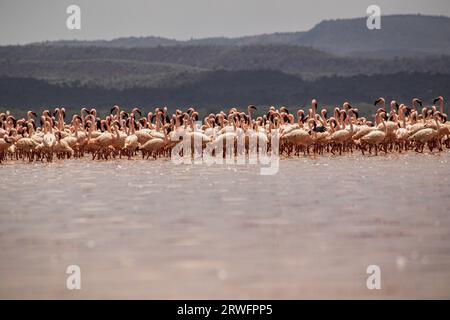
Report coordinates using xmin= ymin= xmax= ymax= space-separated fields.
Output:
xmin=1 ymin=152 xmax=450 ymax=299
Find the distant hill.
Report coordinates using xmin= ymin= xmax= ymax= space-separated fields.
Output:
xmin=2 ymin=14 xmax=449 ymax=113
xmin=0 ymin=59 xmax=206 ymax=89
xmin=1 ymin=71 xmax=449 ymax=117
xmin=30 ymin=15 xmax=450 ymax=58
xmin=182 ymin=32 xmax=306 ymax=47
xmin=2 ymin=45 xmax=450 ymax=90
xmin=37 ymin=36 xmax=179 ymax=48
xmin=35 ymin=32 xmax=306 ymax=48
xmin=300 ymin=14 xmax=450 ymax=57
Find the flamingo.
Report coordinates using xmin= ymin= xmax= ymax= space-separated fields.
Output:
xmin=1 ymin=97 xmax=449 ymax=162
xmin=409 ymin=115 xmax=440 ymax=152
xmin=0 ymin=133 xmax=15 ymax=163
xmin=88 ymin=120 xmax=114 ymax=160
xmin=329 ymin=110 xmax=353 ymax=155
xmin=281 ymin=118 xmax=314 ymax=156
xmin=139 ymin=125 xmax=169 ymax=159
xmin=360 ymin=113 xmax=387 ymax=155
xmin=434 ymin=96 xmax=444 ymax=114
xmin=15 ymin=123 xmax=39 ymax=161
xmin=395 ymin=105 xmax=410 ymax=152
xmin=123 ymin=108 xmax=141 ymax=158
xmin=42 ymin=120 xmax=56 ymax=161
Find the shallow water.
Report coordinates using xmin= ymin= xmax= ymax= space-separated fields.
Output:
xmin=1 ymin=152 xmax=450 ymax=299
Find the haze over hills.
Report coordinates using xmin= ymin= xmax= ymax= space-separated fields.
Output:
xmin=32 ymin=15 xmax=450 ymax=58
xmin=299 ymin=14 xmax=450 ymax=57
xmin=1 ymin=14 xmax=449 ymax=114
xmin=2 ymin=45 xmax=450 ymax=89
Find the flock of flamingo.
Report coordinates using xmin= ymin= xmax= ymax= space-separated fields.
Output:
xmin=0 ymin=96 xmax=448 ymax=163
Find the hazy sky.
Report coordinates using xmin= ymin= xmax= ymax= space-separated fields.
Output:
xmin=1 ymin=0 xmax=450 ymax=44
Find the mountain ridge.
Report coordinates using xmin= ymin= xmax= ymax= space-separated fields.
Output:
xmin=2 ymin=45 xmax=450 ymax=89
xmin=1 ymin=71 xmax=449 ymax=116
xmin=23 ymin=14 xmax=450 ymax=58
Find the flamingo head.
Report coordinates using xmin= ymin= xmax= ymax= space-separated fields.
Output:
xmin=280 ymin=106 xmax=289 ymax=114
xmin=29 ymin=119 xmax=36 ymax=131
xmin=404 ymin=107 xmax=412 ymax=117
xmin=390 ymin=100 xmax=397 ymax=109
xmin=433 ymin=96 xmax=443 ymax=104
xmin=374 ymin=98 xmax=385 ymax=106
xmin=85 ymin=120 xmax=92 ymax=130
xmin=376 ymin=108 xmax=386 ymax=115
xmin=431 ymin=105 xmax=437 ymax=113
xmin=112 ymin=120 xmax=120 ymax=128
xmin=413 ymin=98 xmax=423 ymax=107
xmin=3 ymin=134 xmax=15 ymax=144
xmin=328 ymin=117 xmax=337 ymax=128
xmin=121 ymin=111 xmax=129 ymax=120
xmin=297 ymin=110 xmax=305 ymax=123
xmin=288 ymin=113 xmax=295 ymax=123
xmin=132 ymin=108 xmax=142 ymax=116
xmin=110 ymin=105 xmax=119 ymax=115
xmin=73 ymin=115 xmax=82 ymax=124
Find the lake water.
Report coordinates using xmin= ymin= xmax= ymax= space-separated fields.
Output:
xmin=1 ymin=152 xmax=450 ymax=299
